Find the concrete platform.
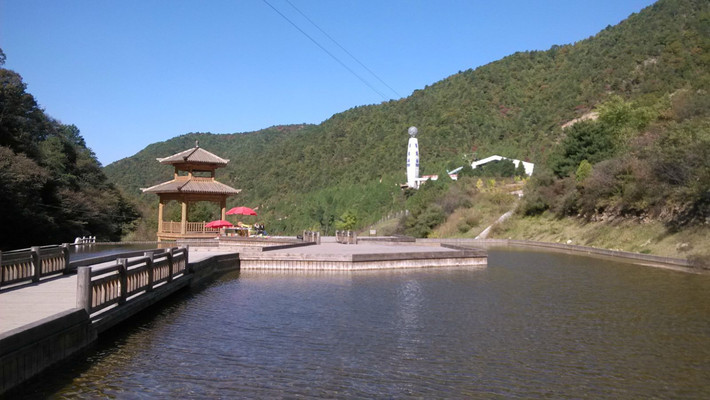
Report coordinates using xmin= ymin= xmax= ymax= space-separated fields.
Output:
xmin=218 ymin=242 xmax=487 ymax=271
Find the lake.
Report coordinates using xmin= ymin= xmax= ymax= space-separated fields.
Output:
xmin=19 ymin=248 xmax=710 ymax=398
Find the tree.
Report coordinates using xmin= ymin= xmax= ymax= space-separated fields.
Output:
xmin=0 ymin=53 xmax=139 ymax=248
xmin=515 ymin=161 xmax=527 ymax=177
xmin=550 ymin=120 xmax=616 ymax=177
xmin=575 ymin=160 xmax=592 ymax=183
xmin=335 ymin=210 xmax=358 ymax=231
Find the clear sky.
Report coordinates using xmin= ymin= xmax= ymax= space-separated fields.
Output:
xmin=1 ymin=0 xmax=656 ymax=166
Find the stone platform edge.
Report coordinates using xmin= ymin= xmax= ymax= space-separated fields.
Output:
xmin=238 ymin=247 xmax=488 ymax=270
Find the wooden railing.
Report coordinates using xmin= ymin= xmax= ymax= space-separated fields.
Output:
xmin=335 ymin=230 xmax=357 ymax=244
xmin=160 ymin=221 xmax=220 ymax=234
xmin=76 ymin=247 xmax=188 ymax=316
xmin=0 ymin=244 xmax=70 ymax=288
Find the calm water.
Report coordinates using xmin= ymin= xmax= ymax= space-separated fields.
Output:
xmin=19 ymin=249 xmax=710 ymax=399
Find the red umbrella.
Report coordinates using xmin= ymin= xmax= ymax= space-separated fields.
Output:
xmin=205 ymin=220 xmax=234 ymax=229
xmin=226 ymin=206 xmax=257 ymax=216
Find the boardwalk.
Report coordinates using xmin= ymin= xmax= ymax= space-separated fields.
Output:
xmin=0 ymin=250 xmax=237 ymax=335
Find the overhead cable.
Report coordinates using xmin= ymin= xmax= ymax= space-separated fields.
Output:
xmin=261 ymin=0 xmax=390 ymax=101
xmin=284 ymin=0 xmax=402 ymax=99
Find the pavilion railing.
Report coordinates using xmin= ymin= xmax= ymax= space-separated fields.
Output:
xmin=0 ymin=244 xmax=71 ymax=288
xmin=76 ymin=247 xmax=188 ymax=316
xmin=160 ymin=221 xmax=220 ymax=234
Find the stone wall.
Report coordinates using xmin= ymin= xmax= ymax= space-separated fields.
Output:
xmin=0 ymin=309 xmax=96 ymax=395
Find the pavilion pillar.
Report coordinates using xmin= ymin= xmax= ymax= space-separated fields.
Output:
xmin=181 ymin=200 xmax=187 ymax=234
xmin=158 ymin=199 xmax=164 ymax=233
xmin=220 ymin=197 xmax=227 ymax=221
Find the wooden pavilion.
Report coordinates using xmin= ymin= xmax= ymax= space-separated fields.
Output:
xmin=142 ymin=141 xmax=241 ymax=241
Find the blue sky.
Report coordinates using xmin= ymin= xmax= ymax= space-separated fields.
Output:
xmin=1 ymin=0 xmax=656 ymax=165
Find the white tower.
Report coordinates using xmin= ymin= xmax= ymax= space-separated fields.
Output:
xmin=406 ymin=126 xmax=420 ymax=188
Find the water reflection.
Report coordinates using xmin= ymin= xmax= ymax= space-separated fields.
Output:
xmin=15 ymin=249 xmax=710 ymax=399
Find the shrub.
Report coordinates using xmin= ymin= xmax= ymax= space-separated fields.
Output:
xmin=575 ymin=160 xmax=592 ymax=183
xmin=552 ymin=177 xmax=579 ymax=217
xmin=406 ymin=204 xmax=446 ymax=237
xmin=457 ymin=164 xmax=476 ymax=178
xmin=551 ymin=120 xmax=616 ymax=177
xmin=517 ymin=169 xmax=555 ymax=216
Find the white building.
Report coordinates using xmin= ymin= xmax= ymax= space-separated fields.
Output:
xmin=471 ymin=155 xmax=534 ymax=176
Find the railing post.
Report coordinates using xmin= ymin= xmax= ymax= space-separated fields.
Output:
xmin=183 ymin=245 xmax=190 ymax=274
xmin=31 ymin=246 xmax=41 ymax=282
xmin=316 ymin=231 xmax=321 ymax=245
xmin=61 ymin=243 xmax=70 ymax=274
xmin=144 ymin=252 xmax=154 ymax=292
xmin=0 ymin=250 xmax=4 ymax=287
xmin=117 ymin=258 xmax=128 ymax=305
xmin=167 ymin=248 xmax=174 ymax=283
xmin=76 ymin=266 xmax=92 ymax=314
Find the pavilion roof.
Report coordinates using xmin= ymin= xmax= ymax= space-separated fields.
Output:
xmin=157 ymin=144 xmax=229 ymax=166
xmin=142 ymin=178 xmax=241 ymax=195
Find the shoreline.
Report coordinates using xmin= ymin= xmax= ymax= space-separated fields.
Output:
xmin=417 ymin=238 xmax=707 ymax=275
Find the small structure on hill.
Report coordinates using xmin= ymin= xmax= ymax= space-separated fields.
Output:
xmin=471 ymin=155 xmax=534 ymax=176
xmin=142 ymin=141 xmax=241 ymax=241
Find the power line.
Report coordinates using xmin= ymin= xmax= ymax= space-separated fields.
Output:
xmin=261 ymin=0 xmax=390 ymax=101
xmin=283 ymin=0 xmax=402 ymax=99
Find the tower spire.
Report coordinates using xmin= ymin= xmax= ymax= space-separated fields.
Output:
xmin=406 ymin=126 xmax=420 ymax=188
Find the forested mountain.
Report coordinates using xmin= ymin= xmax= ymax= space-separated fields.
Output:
xmin=0 ymin=50 xmax=139 ymax=250
xmin=104 ymin=0 xmax=708 ymax=238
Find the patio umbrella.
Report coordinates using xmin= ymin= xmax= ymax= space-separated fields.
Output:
xmin=205 ymin=220 xmax=234 ymax=229
xmin=226 ymin=206 xmax=257 ymax=216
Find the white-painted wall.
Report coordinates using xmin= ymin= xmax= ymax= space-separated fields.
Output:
xmin=471 ymin=155 xmax=534 ymax=176
xmin=406 ymin=137 xmax=420 ymax=188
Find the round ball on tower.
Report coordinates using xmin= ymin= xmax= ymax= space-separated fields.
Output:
xmin=408 ymin=126 xmax=418 ymax=137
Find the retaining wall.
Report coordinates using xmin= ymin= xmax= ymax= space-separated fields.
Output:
xmin=0 ymin=309 xmax=96 ymax=395
xmin=239 ymin=248 xmax=487 ymax=271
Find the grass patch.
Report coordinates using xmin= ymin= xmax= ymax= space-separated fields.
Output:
xmin=432 ymin=190 xmax=518 ymax=238
xmin=490 ymin=212 xmax=710 ymax=259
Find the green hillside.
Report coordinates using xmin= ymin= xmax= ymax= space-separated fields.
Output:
xmin=105 ymin=0 xmax=709 ymax=239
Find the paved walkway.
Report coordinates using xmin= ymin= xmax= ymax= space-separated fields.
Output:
xmin=0 ymin=275 xmax=78 ymax=334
